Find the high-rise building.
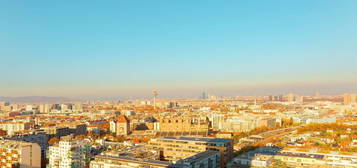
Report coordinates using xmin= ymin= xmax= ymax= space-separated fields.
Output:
xmin=201 ymin=92 xmax=207 ymax=100
xmin=60 ymin=104 xmax=69 ymax=112
xmin=343 ymin=94 xmax=357 ymax=105
xmin=39 ymin=104 xmax=50 ymax=113
xmin=277 ymin=95 xmax=284 ymax=101
xmin=343 ymin=93 xmax=357 ymax=105
xmin=73 ymin=103 xmax=83 ymax=112
xmin=287 ymin=93 xmax=296 ymax=102
xmin=0 ymin=140 xmax=41 ymax=168
xmin=48 ymin=135 xmax=91 ymax=168
xmin=268 ymin=95 xmax=283 ymax=101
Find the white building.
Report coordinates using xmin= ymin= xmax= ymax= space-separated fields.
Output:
xmin=25 ymin=105 xmax=33 ymax=111
xmin=48 ymin=135 xmax=91 ymax=168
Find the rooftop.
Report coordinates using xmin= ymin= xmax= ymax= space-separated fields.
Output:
xmin=161 ymin=136 xmax=231 ymax=143
xmin=0 ymin=140 xmax=37 ymax=149
xmin=94 ymin=155 xmax=170 ymax=167
xmin=117 ymin=115 xmax=129 ymax=123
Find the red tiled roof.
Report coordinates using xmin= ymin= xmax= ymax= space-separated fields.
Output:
xmin=117 ymin=115 xmax=128 ymax=123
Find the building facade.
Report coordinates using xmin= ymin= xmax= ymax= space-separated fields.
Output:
xmin=90 ymin=155 xmax=171 ymax=168
xmin=148 ymin=136 xmax=233 ymax=167
xmin=116 ymin=115 xmax=130 ymax=136
xmin=0 ymin=140 xmax=41 ymax=168
xmin=48 ymin=135 xmax=91 ymax=168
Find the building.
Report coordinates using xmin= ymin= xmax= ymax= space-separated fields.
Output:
xmin=116 ymin=115 xmax=130 ymax=136
xmin=287 ymin=93 xmax=296 ymax=102
xmin=268 ymin=95 xmax=283 ymax=102
xmin=221 ymin=116 xmax=276 ymax=132
xmin=90 ymin=155 xmax=171 ymax=168
xmin=0 ymin=122 xmax=32 ymax=136
xmin=90 ymin=150 xmax=220 ymax=168
xmin=43 ymin=126 xmax=71 ymax=138
xmin=275 ymin=149 xmax=357 ymax=167
xmin=258 ymin=118 xmax=276 ymax=128
xmin=43 ymin=123 xmax=87 ymax=138
xmin=39 ymin=104 xmax=51 ymax=113
xmin=343 ymin=93 xmax=357 ymax=105
xmin=25 ymin=105 xmax=33 ymax=112
xmin=230 ymin=154 xmax=273 ymax=167
xmin=154 ymin=117 xmax=209 ymax=136
xmin=0 ymin=102 xmax=11 ymax=112
xmin=0 ymin=140 xmax=41 ymax=168
xmin=48 ymin=135 xmax=91 ymax=168
xmin=148 ymin=136 xmax=233 ymax=167
xmin=174 ymin=150 xmax=220 ymax=168
xmin=10 ymin=133 xmax=50 ymax=161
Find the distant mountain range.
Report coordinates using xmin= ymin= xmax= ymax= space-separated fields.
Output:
xmin=0 ymin=96 xmax=71 ymax=103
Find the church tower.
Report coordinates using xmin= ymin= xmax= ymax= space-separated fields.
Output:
xmin=116 ymin=115 xmax=130 ymax=136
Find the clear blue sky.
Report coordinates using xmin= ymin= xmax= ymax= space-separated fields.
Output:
xmin=1 ymin=0 xmax=357 ymax=98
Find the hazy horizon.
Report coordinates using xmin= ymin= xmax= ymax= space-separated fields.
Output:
xmin=1 ymin=0 xmax=357 ymax=97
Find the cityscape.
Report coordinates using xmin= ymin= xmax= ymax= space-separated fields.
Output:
xmin=1 ymin=1 xmax=357 ymax=168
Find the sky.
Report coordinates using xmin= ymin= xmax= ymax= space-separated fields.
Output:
xmin=1 ymin=0 xmax=357 ymax=98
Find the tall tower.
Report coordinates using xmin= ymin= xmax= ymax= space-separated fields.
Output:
xmin=152 ymin=90 xmax=158 ymax=110
xmin=202 ymin=92 xmax=207 ymax=100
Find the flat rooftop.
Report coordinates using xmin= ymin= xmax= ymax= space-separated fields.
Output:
xmin=94 ymin=155 xmax=171 ymax=166
xmin=161 ymin=136 xmax=231 ymax=143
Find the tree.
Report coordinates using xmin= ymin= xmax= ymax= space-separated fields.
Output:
xmin=0 ymin=129 xmax=6 ymax=136
xmin=48 ymin=137 xmax=60 ymax=145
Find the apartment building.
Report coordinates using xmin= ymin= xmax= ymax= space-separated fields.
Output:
xmin=10 ymin=133 xmax=50 ymax=161
xmin=275 ymin=149 xmax=357 ymax=167
xmin=0 ymin=140 xmax=41 ymax=168
xmin=343 ymin=93 xmax=357 ymax=105
xmin=48 ymin=135 xmax=91 ymax=168
xmin=0 ymin=122 xmax=32 ymax=136
xmin=90 ymin=155 xmax=171 ymax=168
xmin=174 ymin=150 xmax=221 ymax=168
xmin=148 ymin=136 xmax=233 ymax=167
xmin=154 ymin=117 xmax=209 ymax=136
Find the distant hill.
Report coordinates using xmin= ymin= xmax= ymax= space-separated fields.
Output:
xmin=0 ymin=96 xmax=71 ymax=103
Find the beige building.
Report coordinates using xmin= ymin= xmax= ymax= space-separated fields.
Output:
xmin=148 ymin=136 xmax=233 ymax=167
xmin=116 ymin=115 xmax=130 ymax=136
xmin=0 ymin=140 xmax=41 ymax=168
xmin=343 ymin=93 xmax=357 ymax=105
xmin=0 ymin=122 xmax=32 ymax=136
xmin=154 ymin=117 xmax=209 ymax=135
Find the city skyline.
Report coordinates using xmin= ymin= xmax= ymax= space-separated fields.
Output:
xmin=1 ymin=1 xmax=357 ymax=168
xmin=1 ymin=0 xmax=357 ymax=97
